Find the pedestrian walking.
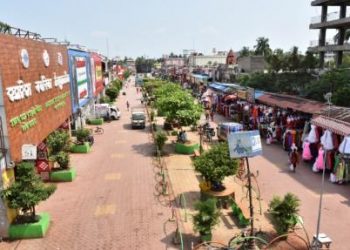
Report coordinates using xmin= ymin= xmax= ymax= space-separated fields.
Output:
xmin=205 ymin=110 xmax=210 ymax=121
xmin=210 ymin=110 xmax=214 ymax=122
xmin=289 ymin=143 xmax=299 ymax=172
xmin=126 ymin=101 xmax=130 ymax=111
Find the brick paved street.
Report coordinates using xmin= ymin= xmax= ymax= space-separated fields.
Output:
xmin=0 ymin=83 xmax=176 ymax=250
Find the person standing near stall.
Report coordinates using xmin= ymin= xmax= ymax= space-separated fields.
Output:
xmin=289 ymin=143 xmax=299 ymax=172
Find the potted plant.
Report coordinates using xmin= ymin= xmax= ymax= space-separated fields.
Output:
xmin=71 ymin=128 xmax=92 ymax=153
xmin=193 ymin=198 xmax=221 ymax=242
xmin=1 ymin=162 xmax=56 ymax=239
xmin=193 ymin=142 xmax=238 ymax=191
xmin=269 ymin=193 xmax=300 ymax=236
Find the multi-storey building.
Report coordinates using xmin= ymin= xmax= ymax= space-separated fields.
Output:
xmin=309 ymin=0 xmax=350 ymax=67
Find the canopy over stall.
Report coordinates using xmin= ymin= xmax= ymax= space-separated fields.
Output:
xmin=312 ymin=106 xmax=350 ymax=136
xmin=257 ymin=92 xmax=325 ymax=115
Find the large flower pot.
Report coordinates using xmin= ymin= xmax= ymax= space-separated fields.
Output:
xmin=50 ymin=168 xmax=77 ymax=182
xmin=8 ymin=213 xmax=50 ymax=239
xmin=87 ymin=118 xmax=104 ymax=125
xmin=70 ymin=142 xmax=91 ymax=153
xmin=175 ymin=142 xmax=199 ymax=155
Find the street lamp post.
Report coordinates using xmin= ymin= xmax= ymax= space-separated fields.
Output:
xmin=312 ymin=92 xmax=332 ymax=250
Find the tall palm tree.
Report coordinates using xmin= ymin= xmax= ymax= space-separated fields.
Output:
xmin=254 ymin=37 xmax=271 ymax=57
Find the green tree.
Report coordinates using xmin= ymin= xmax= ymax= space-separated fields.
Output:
xmin=0 ymin=21 xmax=11 ymax=34
xmin=254 ymin=37 xmax=272 ymax=57
xmin=287 ymin=46 xmax=302 ymax=71
xmin=1 ymin=162 xmax=56 ymax=223
xmin=155 ymin=84 xmax=202 ymax=126
xmin=333 ymin=86 xmax=350 ymax=107
xmin=123 ymin=70 xmax=131 ymax=79
xmin=193 ymin=143 xmax=238 ymax=187
xmin=267 ymin=49 xmax=285 ymax=73
xmin=301 ymin=52 xmax=318 ymax=70
xmin=239 ymin=46 xmax=251 ymax=57
xmin=105 ymin=87 xmax=119 ymax=100
xmin=269 ymin=193 xmax=300 ymax=235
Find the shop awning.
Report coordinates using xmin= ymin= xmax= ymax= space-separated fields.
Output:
xmin=209 ymin=83 xmax=233 ymax=93
xmin=312 ymin=115 xmax=350 ymax=136
xmin=257 ymin=93 xmax=325 ymax=114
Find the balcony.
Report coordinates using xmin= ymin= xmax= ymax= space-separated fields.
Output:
xmin=308 ymin=39 xmax=350 ymax=52
xmin=311 ymin=0 xmax=350 ymax=7
xmin=310 ymin=11 xmax=350 ymax=29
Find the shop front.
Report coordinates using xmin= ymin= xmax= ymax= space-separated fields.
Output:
xmin=0 ymin=34 xmax=71 ymax=236
xmin=307 ymin=106 xmax=350 ymax=184
xmin=68 ymin=48 xmax=93 ymax=129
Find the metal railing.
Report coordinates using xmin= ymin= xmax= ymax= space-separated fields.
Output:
xmin=145 ymin=102 xmax=185 ymax=250
xmin=311 ymin=11 xmax=350 ymax=24
xmin=310 ymin=39 xmax=350 ymax=47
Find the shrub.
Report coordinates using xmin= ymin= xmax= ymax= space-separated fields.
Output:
xmin=269 ymin=193 xmax=300 ymax=235
xmin=171 ymin=130 xmax=178 ymax=136
xmin=55 ymin=151 xmax=70 ymax=169
xmin=46 ymin=130 xmax=70 ymax=155
xmin=76 ymin=128 xmax=91 ymax=143
xmin=155 ymin=131 xmax=168 ymax=152
xmin=1 ymin=162 xmax=56 ymax=223
xmin=193 ymin=198 xmax=220 ymax=237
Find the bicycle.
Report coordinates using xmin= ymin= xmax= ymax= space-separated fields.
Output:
xmin=90 ymin=126 xmax=104 ymax=135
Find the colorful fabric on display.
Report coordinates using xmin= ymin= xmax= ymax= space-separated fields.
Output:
xmin=302 ymin=142 xmax=312 ymax=160
xmin=316 ymin=148 xmax=325 ymax=170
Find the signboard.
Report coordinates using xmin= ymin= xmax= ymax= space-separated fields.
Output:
xmin=246 ymin=87 xmax=255 ymax=103
xmin=237 ymin=90 xmax=247 ymax=100
xmin=75 ymin=57 xmax=89 ymax=106
xmin=21 ymin=144 xmax=37 ymax=160
xmin=228 ymin=130 xmax=262 ymax=158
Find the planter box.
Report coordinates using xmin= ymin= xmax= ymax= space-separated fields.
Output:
xmin=9 ymin=213 xmax=50 ymax=239
xmin=70 ymin=142 xmax=91 ymax=153
xmin=175 ymin=142 xmax=199 ymax=155
xmin=87 ymin=118 xmax=104 ymax=125
xmin=50 ymin=168 xmax=76 ymax=182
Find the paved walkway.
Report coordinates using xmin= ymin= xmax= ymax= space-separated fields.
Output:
xmin=209 ymin=111 xmax=350 ymax=250
xmin=0 ymin=78 xmax=176 ymax=250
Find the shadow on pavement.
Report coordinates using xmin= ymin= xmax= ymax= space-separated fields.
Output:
xmin=131 ymin=141 xmax=155 ymax=156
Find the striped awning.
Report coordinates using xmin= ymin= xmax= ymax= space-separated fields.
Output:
xmin=311 ymin=115 xmax=350 ymax=136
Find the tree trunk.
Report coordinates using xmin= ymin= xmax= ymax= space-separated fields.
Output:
xmin=32 ymin=206 xmax=36 ymax=221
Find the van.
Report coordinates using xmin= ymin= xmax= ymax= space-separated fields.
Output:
xmin=217 ymin=122 xmax=243 ymax=141
xmin=95 ymin=104 xmax=121 ymax=120
xmin=131 ymin=109 xmax=146 ymax=129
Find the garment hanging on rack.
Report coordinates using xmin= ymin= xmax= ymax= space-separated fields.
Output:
xmin=321 ymin=130 xmax=334 ymax=151
xmin=302 ymin=141 xmax=312 ymax=161
xmin=315 ymin=147 xmax=325 ymax=170
xmin=339 ymin=136 xmax=350 ymax=154
xmin=307 ymin=125 xmax=319 ymax=143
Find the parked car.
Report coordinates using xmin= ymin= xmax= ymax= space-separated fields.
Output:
xmin=95 ymin=104 xmax=121 ymax=120
xmin=217 ymin=122 xmax=243 ymax=141
xmin=131 ymin=108 xmax=146 ymax=129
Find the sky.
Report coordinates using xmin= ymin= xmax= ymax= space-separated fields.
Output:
xmin=0 ymin=0 xmax=332 ymax=59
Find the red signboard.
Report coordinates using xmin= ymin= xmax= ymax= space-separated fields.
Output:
xmin=36 ymin=159 xmax=50 ymax=173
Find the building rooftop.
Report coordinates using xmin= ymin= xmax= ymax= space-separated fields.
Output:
xmin=311 ymin=0 xmax=350 ymax=6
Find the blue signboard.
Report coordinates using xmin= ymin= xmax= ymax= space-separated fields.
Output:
xmin=67 ymin=49 xmax=93 ymax=114
xmin=228 ymin=130 xmax=262 ymax=158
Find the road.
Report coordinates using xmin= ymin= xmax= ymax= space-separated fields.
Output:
xmin=1 ymin=78 xmax=175 ymax=250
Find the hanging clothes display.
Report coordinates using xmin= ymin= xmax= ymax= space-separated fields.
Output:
xmin=320 ymin=130 xmax=334 ymax=151
xmin=307 ymin=124 xmax=319 ymax=143
xmin=339 ymin=135 xmax=350 ymax=155
xmin=315 ymin=146 xmax=325 ymax=170
xmin=302 ymin=141 xmax=312 ymax=161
